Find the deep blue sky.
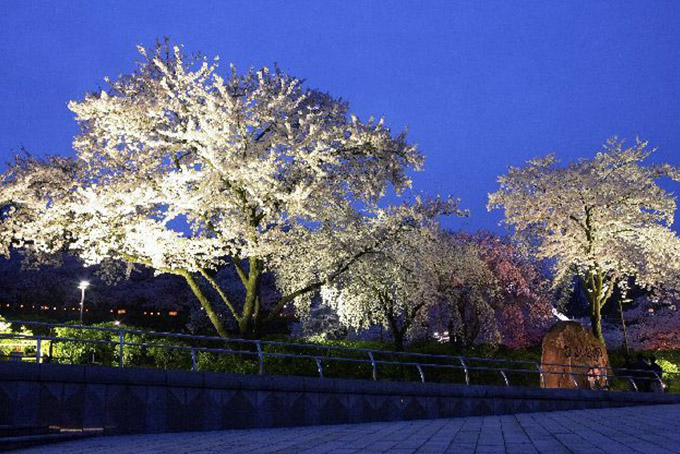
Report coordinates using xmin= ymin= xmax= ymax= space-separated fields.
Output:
xmin=2 ymin=1 xmax=680 ymax=233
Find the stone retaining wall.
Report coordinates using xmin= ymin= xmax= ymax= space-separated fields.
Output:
xmin=1 ymin=362 xmax=679 ymax=434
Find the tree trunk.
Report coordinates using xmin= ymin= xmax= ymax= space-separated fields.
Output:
xmin=392 ymin=329 xmax=405 ymax=352
xmin=182 ymin=271 xmax=230 ymax=339
xmin=385 ymin=310 xmax=406 ymax=352
xmin=448 ymin=301 xmax=466 ymax=349
xmin=618 ymin=297 xmax=630 ymax=356
xmin=238 ymin=257 xmax=262 ymax=337
xmin=581 ymin=269 xmax=610 ymax=349
xmin=590 ymin=298 xmax=605 ymax=347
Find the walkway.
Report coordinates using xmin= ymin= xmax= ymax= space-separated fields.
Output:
xmin=13 ymin=404 xmax=680 ymax=454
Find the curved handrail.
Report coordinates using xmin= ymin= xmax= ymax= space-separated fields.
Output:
xmin=1 ymin=320 xmax=677 ymax=392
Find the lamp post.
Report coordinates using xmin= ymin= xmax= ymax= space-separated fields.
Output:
xmin=78 ymin=281 xmax=90 ymax=324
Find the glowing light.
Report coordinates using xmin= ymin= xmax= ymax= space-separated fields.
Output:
xmin=78 ymin=281 xmax=90 ymax=290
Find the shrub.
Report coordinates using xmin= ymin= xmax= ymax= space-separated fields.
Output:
xmin=52 ymin=323 xmax=117 ymax=365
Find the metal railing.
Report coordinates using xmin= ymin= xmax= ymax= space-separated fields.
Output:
xmin=0 ymin=319 xmax=677 ymax=393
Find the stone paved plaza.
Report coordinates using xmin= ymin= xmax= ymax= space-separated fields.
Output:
xmin=13 ymin=404 xmax=680 ymax=454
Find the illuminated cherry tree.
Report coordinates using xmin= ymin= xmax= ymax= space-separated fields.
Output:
xmin=427 ymin=232 xmax=552 ymax=349
xmin=488 ymin=138 xmax=680 ymax=346
xmin=429 ymin=233 xmax=500 ymax=348
xmin=0 ymin=42 xmax=428 ymax=337
xmin=623 ymin=295 xmax=680 ymax=351
xmin=469 ymin=232 xmax=553 ymax=348
xmin=320 ymin=200 xmax=461 ymax=351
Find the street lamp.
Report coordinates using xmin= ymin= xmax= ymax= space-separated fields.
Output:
xmin=78 ymin=281 xmax=90 ymax=324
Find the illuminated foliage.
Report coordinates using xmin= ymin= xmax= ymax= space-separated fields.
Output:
xmin=489 ymin=138 xmax=680 ymax=346
xmin=0 ymin=41 xmax=446 ymax=337
xmin=320 ymin=213 xmax=453 ymax=351
xmin=429 ymin=232 xmax=553 ymax=349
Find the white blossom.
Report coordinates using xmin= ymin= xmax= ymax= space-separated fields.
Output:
xmin=488 ymin=137 xmax=680 ymax=344
xmin=0 ymin=42 xmax=435 ymax=337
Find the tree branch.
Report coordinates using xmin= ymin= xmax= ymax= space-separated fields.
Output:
xmin=179 ymin=269 xmax=230 ymax=338
xmin=229 ymin=256 xmax=249 ymax=286
xmin=265 ymin=247 xmax=378 ymax=322
xmin=198 ymin=267 xmax=242 ymax=322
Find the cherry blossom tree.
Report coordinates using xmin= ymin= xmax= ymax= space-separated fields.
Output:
xmin=320 ymin=200 xmax=461 ymax=351
xmin=432 ymin=234 xmax=500 ymax=348
xmin=0 ymin=41 xmax=429 ymax=337
xmin=488 ymin=138 xmax=680 ymax=346
xmin=601 ymin=291 xmax=680 ymax=351
xmin=427 ymin=232 xmax=553 ymax=349
xmin=469 ymin=232 xmax=553 ymax=348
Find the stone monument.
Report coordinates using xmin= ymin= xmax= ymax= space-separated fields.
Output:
xmin=540 ymin=321 xmax=609 ymax=390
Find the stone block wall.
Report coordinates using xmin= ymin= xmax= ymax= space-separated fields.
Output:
xmin=1 ymin=362 xmax=679 ymax=434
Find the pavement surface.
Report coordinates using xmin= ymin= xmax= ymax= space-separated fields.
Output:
xmin=11 ymin=404 xmax=680 ymax=454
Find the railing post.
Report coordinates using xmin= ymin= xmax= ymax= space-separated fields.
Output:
xmin=118 ymin=330 xmax=124 ymax=367
xmin=191 ymin=348 xmax=197 ymax=372
xmin=653 ymin=371 xmax=665 ymax=392
xmin=315 ymin=358 xmax=323 ymax=378
xmin=628 ymin=377 xmax=639 ymax=392
xmin=368 ymin=351 xmax=378 ymax=381
xmin=36 ymin=336 xmax=42 ymax=364
xmin=569 ymin=373 xmax=579 ymax=388
xmin=500 ymin=369 xmax=509 ymax=387
xmin=416 ymin=364 xmax=425 ymax=383
xmin=534 ymin=362 xmax=545 ymax=387
xmin=256 ymin=341 xmax=265 ymax=375
xmin=459 ymin=357 xmax=470 ymax=385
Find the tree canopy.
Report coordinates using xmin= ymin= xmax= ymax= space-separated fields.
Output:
xmin=488 ymin=137 xmax=680 ymax=345
xmin=0 ymin=41 xmax=453 ymax=337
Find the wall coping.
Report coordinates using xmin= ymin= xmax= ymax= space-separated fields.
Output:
xmin=2 ymin=361 xmax=679 ymax=406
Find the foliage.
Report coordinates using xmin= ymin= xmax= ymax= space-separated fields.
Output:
xmin=427 ymin=232 xmax=501 ymax=348
xmin=195 ymin=350 xmax=257 ymax=374
xmin=50 ymin=322 xmax=193 ymax=368
xmin=320 ymin=212 xmax=461 ymax=351
xmin=488 ymin=137 xmax=680 ymax=345
xmin=425 ymin=231 xmax=553 ymax=349
xmin=52 ymin=322 xmax=117 ymax=365
xmin=616 ymin=295 xmax=680 ymax=351
xmin=0 ymin=40 xmax=443 ymax=338
xmin=0 ymin=316 xmax=35 ymax=358
xmin=657 ymin=359 xmax=678 ymax=379
xmin=469 ymin=232 xmax=554 ymax=348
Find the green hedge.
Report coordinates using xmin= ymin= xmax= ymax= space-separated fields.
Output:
xmin=42 ymin=324 xmax=680 ymax=391
xmin=51 ymin=322 xmax=193 ymax=369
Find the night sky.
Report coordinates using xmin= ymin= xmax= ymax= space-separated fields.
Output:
xmin=2 ymin=1 xmax=680 ymax=233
